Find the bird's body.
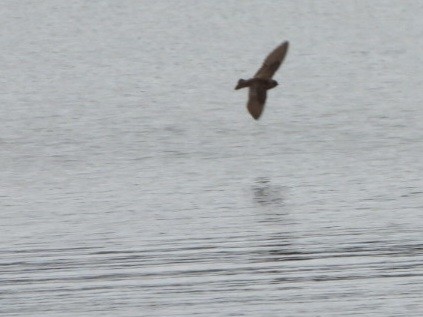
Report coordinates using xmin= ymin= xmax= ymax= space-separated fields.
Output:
xmin=235 ymin=41 xmax=289 ymax=120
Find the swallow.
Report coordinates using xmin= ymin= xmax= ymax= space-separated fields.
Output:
xmin=235 ymin=41 xmax=289 ymax=120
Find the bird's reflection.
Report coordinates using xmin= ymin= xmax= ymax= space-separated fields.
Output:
xmin=248 ymin=177 xmax=300 ymax=266
xmin=252 ymin=177 xmax=285 ymax=207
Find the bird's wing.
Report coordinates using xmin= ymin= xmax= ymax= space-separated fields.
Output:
xmin=254 ymin=41 xmax=289 ymax=80
xmin=247 ymin=85 xmax=267 ymax=120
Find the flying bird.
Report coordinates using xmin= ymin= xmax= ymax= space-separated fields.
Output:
xmin=235 ymin=41 xmax=289 ymax=120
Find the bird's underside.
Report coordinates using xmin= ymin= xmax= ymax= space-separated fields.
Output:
xmin=247 ymin=81 xmax=269 ymax=120
xmin=235 ymin=41 xmax=289 ymax=120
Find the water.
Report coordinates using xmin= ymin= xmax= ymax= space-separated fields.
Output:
xmin=1 ymin=1 xmax=423 ymax=316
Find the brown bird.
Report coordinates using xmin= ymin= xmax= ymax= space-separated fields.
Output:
xmin=235 ymin=41 xmax=289 ymax=120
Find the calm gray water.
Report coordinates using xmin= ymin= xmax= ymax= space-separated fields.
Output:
xmin=1 ymin=1 xmax=423 ymax=316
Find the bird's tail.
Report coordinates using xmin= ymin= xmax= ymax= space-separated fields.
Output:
xmin=235 ymin=79 xmax=249 ymax=90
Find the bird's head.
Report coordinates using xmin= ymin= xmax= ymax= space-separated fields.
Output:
xmin=268 ymin=80 xmax=278 ymax=89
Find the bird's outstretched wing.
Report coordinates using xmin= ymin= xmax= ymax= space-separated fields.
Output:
xmin=254 ymin=41 xmax=289 ymax=80
xmin=247 ymin=84 xmax=267 ymax=120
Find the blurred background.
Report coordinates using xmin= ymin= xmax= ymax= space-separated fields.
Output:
xmin=1 ymin=1 xmax=422 ymax=316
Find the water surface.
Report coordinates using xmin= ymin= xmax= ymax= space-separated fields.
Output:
xmin=1 ymin=1 xmax=422 ymax=316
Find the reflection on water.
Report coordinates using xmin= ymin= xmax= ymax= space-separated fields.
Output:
xmin=252 ymin=177 xmax=285 ymax=207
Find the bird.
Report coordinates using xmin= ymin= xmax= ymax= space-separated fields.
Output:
xmin=235 ymin=41 xmax=289 ymax=120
